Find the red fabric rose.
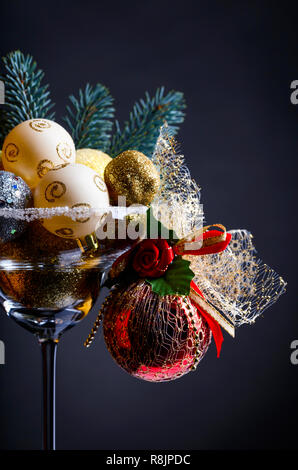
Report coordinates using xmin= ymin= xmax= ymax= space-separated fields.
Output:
xmin=132 ymin=239 xmax=174 ymax=278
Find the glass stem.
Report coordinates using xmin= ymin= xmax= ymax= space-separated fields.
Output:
xmin=40 ymin=339 xmax=57 ymax=450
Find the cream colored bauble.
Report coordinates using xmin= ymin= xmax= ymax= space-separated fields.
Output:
xmin=76 ymin=148 xmax=112 ymax=179
xmin=34 ymin=163 xmax=110 ymax=239
xmin=2 ymin=119 xmax=76 ymax=188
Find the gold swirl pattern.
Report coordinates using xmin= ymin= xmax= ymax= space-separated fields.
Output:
xmin=37 ymin=161 xmax=69 ymax=179
xmin=45 ymin=181 xmax=66 ymax=203
xmin=56 ymin=142 xmax=73 ymax=162
xmin=37 ymin=160 xmax=55 ymax=178
xmin=94 ymin=174 xmax=107 ymax=192
xmin=55 ymin=228 xmax=74 ymax=237
xmin=29 ymin=119 xmax=51 ymax=132
xmin=100 ymin=212 xmax=108 ymax=224
xmin=71 ymin=203 xmax=91 ymax=223
xmin=4 ymin=143 xmax=19 ymax=162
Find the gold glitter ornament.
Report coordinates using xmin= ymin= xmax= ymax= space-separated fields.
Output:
xmin=76 ymin=148 xmax=112 ymax=179
xmin=104 ymin=150 xmax=160 ymax=206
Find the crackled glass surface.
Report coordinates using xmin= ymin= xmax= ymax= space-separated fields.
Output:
xmin=102 ymin=280 xmax=212 ymax=382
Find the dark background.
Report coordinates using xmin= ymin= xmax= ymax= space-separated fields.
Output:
xmin=0 ymin=0 xmax=296 ymax=450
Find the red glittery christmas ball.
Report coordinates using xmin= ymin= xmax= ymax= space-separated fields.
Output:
xmin=102 ymin=281 xmax=212 ymax=382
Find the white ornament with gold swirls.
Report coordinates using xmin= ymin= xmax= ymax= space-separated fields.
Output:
xmin=2 ymin=119 xmax=76 ymax=188
xmin=34 ymin=163 xmax=110 ymax=239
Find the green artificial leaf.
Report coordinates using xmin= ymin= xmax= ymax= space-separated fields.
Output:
xmin=146 ymin=208 xmax=178 ymax=241
xmin=148 ymin=256 xmax=195 ymax=297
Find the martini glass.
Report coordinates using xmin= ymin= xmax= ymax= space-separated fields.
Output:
xmin=0 ymin=209 xmax=140 ymax=450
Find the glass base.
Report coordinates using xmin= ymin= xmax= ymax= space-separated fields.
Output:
xmin=0 ymin=268 xmax=102 ymax=341
xmin=4 ymin=300 xmax=93 ymax=341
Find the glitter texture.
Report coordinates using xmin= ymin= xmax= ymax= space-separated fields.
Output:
xmin=104 ymin=150 xmax=160 ymax=206
xmin=0 ymin=221 xmax=98 ymax=309
xmin=0 ymin=171 xmax=33 ymax=242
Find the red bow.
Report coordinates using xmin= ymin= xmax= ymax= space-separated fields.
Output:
xmin=174 ymin=224 xmax=232 ymax=256
xmin=174 ymin=225 xmax=232 ymax=358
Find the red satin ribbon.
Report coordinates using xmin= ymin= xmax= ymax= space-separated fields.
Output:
xmin=174 ymin=229 xmax=232 ymax=256
xmin=190 ymin=280 xmax=224 ymax=358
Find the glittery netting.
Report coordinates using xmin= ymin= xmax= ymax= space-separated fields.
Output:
xmin=150 ymin=124 xmax=286 ymax=329
xmin=151 ymin=124 xmax=204 ymax=238
xmin=186 ymin=230 xmax=287 ymax=327
xmin=102 ymin=280 xmax=211 ymax=382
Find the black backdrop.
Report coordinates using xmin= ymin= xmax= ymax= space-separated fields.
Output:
xmin=0 ymin=0 xmax=297 ymax=450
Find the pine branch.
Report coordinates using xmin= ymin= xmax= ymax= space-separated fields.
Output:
xmin=0 ymin=50 xmax=55 ymax=146
xmin=109 ymin=87 xmax=186 ymax=158
xmin=63 ymin=83 xmax=115 ymax=151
